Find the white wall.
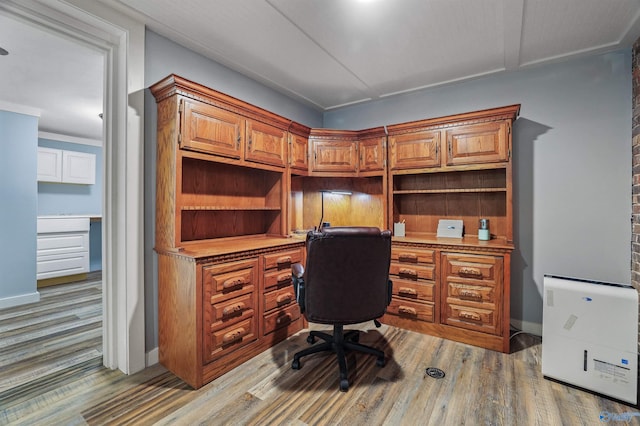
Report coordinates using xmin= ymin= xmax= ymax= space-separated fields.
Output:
xmin=325 ymin=50 xmax=633 ymax=334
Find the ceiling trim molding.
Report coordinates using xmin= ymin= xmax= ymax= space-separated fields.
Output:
xmin=0 ymin=100 xmax=41 ymax=117
xmin=38 ymin=131 xmax=102 ymax=147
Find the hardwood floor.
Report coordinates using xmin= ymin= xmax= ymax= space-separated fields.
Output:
xmin=1 ymin=281 xmax=637 ymax=425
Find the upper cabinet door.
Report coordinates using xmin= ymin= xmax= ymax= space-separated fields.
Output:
xmin=289 ymin=133 xmax=308 ymax=171
xmin=310 ymin=139 xmax=358 ymax=173
xmin=389 ymin=130 xmax=440 ymax=170
xmin=38 ymin=147 xmax=63 ymax=182
xmin=62 ymin=150 xmax=96 ymax=184
xmin=181 ymin=99 xmax=244 ymax=159
xmin=359 ymin=137 xmax=385 ymax=173
xmin=245 ymin=120 xmax=287 ymax=167
xmin=445 ymin=122 xmax=509 ymax=166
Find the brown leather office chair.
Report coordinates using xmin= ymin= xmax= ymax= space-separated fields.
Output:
xmin=291 ymin=226 xmax=392 ymax=392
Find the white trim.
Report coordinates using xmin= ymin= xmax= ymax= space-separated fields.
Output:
xmin=511 ymin=319 xmax=542 ymax=337
xmin=146 ymin=347 xmax=159 ymax=367
xmin=38 ymin=131 xmax=102 ymax=147
xmin=1 ymin=0 xmax=146 ymax=375
xmin=0 ymin=100 xmax=41 ymax=117
xmin=0 ymin=291 xmax=40 ymax=309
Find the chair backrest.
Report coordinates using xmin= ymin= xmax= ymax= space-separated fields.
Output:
xmin=303 ymin=226 xmax=392 ymax=325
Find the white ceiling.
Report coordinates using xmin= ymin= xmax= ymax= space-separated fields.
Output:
xmin=1 ymin=0 xmax=640 ymax=141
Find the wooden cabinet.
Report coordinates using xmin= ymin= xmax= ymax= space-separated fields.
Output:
xmin=358 ymin=136 xmax=386 ymax=174
xmin=386 ymin=246 xmax=436 ymax=324
xmin=309 ymin=132 xmax=358 ymax=174
xmin=245 ymin=120 xmax=287 ymax=167
xmin=181 ymin=98 xmax=243 ymax=159
xmin=389 ymin=130 xmax=440 ymax=170
xmin=445 ymin=121 xmax=510 ymax=166
xmin=289 ymin=132 xmax=309 ymax=172
xmin=385 ymin=104 xmax=519 ymax=353
xmin=308 ymin=128 xmax=387 ymax=176
xmin=151 ymin=75 xmax=304 ymax=389
xmin=441 ymin=252 xmax=503 ymax=336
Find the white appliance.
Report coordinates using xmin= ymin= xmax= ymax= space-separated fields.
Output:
xmin=542 ymin=274 xmax=638 ymax=405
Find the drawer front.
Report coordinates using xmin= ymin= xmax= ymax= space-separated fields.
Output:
xmin=264 ymin=286 xmax=296 ymax=313
xmin=263 ymin=248 xmax=303 ymax=271
xmin=387 ymin=298 xmax=434 ymax=323
xmin=263 ymin=269 xmax=293 ymax=292
xmin=203 ymin=258 xmax=258 ymax=305
xmin=447 ymin=282 xmax=495 ymax=304
xmin=390 ymin=263 xmax=435 ymax=281
xmin=205 ymin=317 xmax=257 ymax=363
xmin=207 ymin=292 xmax=256 ymax=331
xmin=444 ymin=303 xmax=498 ymax=335
xmin=391 ymin=247 xmax=435 ymax=265
xmin=264 ymin=303 xmax=301 ymax=335
xmin=442 ymin=253 xmax=500 ymax=285
xmin=392 ymin=278 xmax=435 ymax=302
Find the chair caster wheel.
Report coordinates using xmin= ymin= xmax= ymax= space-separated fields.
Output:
xmin=376 ymin=357 xmax=385 ymax=367
xmin=339 ymin=379 xmax=349 ymax=392
xmin=306 ymin=335 xmax=316 ymax=344
xmin=292 ymin=359 xmax=301 ymax=370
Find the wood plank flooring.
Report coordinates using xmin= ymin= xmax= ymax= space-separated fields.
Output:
xmin=1 ymin=280 xmax=638 ymax=425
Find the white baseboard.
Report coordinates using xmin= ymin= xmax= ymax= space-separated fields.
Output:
xmin=511 ymin=319 xmax=542 ymax=336
xmin=0 ymin=291 xmax=40 ymax=309
xmin=146 ymin=347 xmax=159 ymax=367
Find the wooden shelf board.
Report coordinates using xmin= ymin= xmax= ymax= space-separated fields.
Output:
xmin=393 ymin=188 xmax=507 ymax=194
xmin=181 ymin=206 xmax=281 ymax=211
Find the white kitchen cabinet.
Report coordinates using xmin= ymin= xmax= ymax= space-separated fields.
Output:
xmin=37 ymin=216 xmax=90 ymax=280
xmin=37 ymin=147 xmax=96 ymax=184
xmin=37 ymin=147 xmax=63 ymax=182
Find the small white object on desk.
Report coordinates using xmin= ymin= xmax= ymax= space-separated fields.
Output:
xmin=393 ymin=221 xmax=405 ymax=237
xmin=436 ymin=219 xmax=463 ymax=238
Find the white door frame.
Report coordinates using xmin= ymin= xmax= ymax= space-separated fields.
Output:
xmin=0 ymin=0 xmax=146 ymax=374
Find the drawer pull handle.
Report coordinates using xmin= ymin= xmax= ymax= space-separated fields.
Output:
xmin=222 ymin=327 xmax=245 ymax=344
xmin=276 ymin=256 xmax=292 ymax=265
xmin=398 ymin=287 xmax=417 ymax=297
xmin=276 ymin=273 xmax=291 ymax=284
xmin=222 ymin=277 xmax=246 ymax=289
xmin=222 ymin=302 xmax=246 ymax=317
xmin=459 ymin=290 xmax=482 ymax=300
xmin=276 ymin=294 xmax=292 ymax=305
xmin=398 ymin=253 xmax=417 ymax=262
xmin=459 ymin=311 xmax=481 ymax=322
xmin=459 ymin=267 xmax=482 ymax=278
xmin=276 ymin=313 xmax=292 ymax=325
xmin=399 ymin=268 xmax=417 ymax=278
xmin=398 ymin=306 xmax=417 ymax=316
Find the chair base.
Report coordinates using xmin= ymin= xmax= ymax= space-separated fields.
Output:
xmin=291 ymin=325 xmax=386 ymax=392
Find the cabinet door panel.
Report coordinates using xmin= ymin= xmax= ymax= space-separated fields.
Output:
xmin=289 ymin=133 xmax=308 ymax=171
xmin=390 ymin=131 xmax=440 ymax=170
xmin=446 ymin=122 xmax=508 ymax=166
xmin=181 ymin=99 xmax=243 ymax=159
xmin=311 ymin=140 xmax=358 ymax=172
xmin=246 ymin=121 xmax=287 ymax=167
xmin=359 ymin=137 xmax=385 ymax=172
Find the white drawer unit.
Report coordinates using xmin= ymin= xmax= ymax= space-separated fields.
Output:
xmin=37 ymin=217 xmax=90 ymax=280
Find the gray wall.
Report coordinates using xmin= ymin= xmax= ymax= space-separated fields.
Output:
xmin=144 ymin=29 xmax=631 ymax=346
xmin=325 ymin=50 xmax=632 ymax=333
xmin=0 ymin=110 xmax=39 ymax=306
